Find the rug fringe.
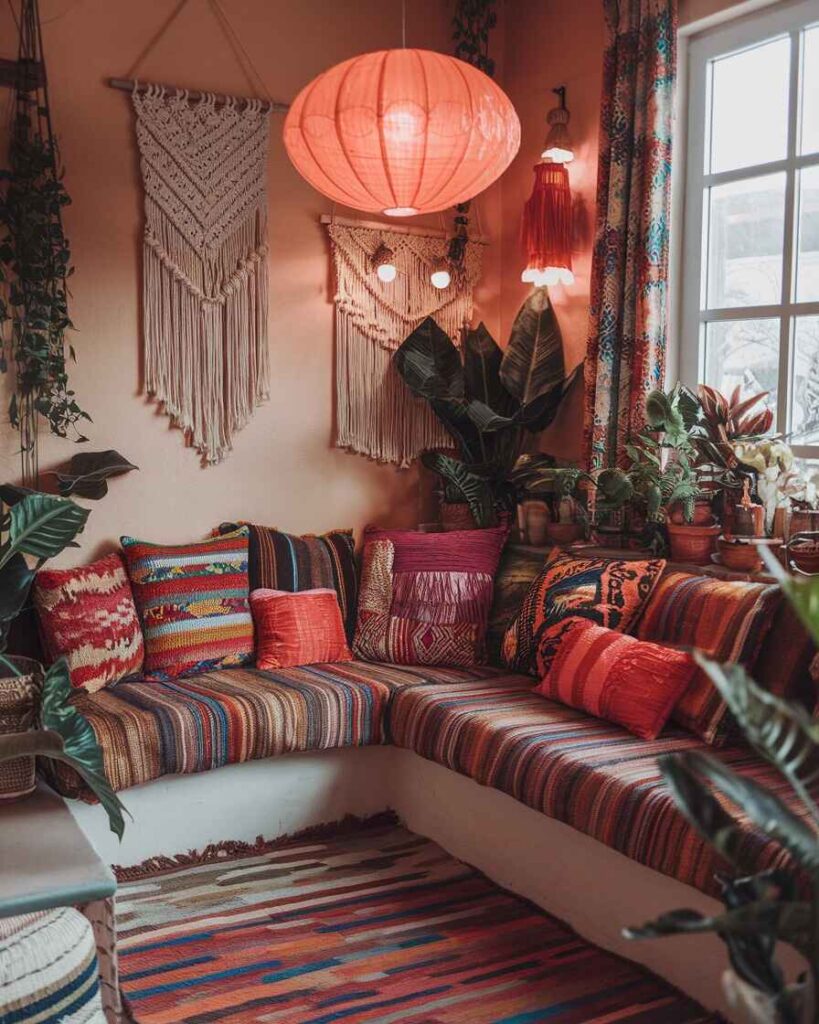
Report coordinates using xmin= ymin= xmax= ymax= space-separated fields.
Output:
xmin=113 ymin=809 xmax=399 ymax=882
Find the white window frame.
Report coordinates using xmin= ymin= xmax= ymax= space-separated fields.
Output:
xmin=680 ymin=0 xmax=819 ymax=460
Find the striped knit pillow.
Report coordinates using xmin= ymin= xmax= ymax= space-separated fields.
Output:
xmin=121 ymin=529 xmax=253 ymax=680
xmin=637 ymin=571 xmax=781 ymax=744
xmin=218 ymin=523 xmax=358 ymax=639
xmin=34 ymin=553 xmax=144 ymax=692
xmin=536 ymin=621 xmax=698 ymax=740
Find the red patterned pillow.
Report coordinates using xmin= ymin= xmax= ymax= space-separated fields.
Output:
xmin=34 ymin=553 xmax=144 ymax=692
xmin=501 ymin=550 xmax=666 ymax=677
xmin=352 ymin=525 xmax=508 ymax=667
xmin=536 ymin=621 xmax=697 ymax=740
xmin=251 ymin=589 xmax=352 ymax=669
xmin=638 ymin=571 xmax=781 ymax=745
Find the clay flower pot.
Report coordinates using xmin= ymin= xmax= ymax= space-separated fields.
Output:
xmin=545 ymin=521 xmax=584 ymax=545
xmin=669 ymin=500 xmax=713 ymax=527
xmin=522 ymin=500 xmax=550 ymax=546
xmin=718 ymin=536 xmax=763 ymax=573
xmin=667 ymin=522 xmax=720 ymax=565
xmin=440 ymin=502 xmax=476 ymax=532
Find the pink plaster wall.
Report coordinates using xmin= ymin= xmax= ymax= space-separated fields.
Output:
xmin=0 ymin=0 xmax=505 ymax=561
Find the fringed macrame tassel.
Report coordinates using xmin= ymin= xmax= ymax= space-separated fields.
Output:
xmin=390 ymin=570 xmax=493 ymax=626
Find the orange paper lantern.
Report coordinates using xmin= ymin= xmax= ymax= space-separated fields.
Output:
xmin=283 ymin=49 xmax=520 ymax=216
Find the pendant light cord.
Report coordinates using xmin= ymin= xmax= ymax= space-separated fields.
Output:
xmin=401 ymin=0 xmax=406 ymax=48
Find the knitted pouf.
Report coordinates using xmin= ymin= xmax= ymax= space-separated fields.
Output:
xmin=0 ymin=907 xmax=105 ymax=1023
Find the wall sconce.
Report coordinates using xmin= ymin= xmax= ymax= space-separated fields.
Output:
xmin=371 ymin=242 xmax=397 ymax=283
xmin=521 ymin=87 xmax=575 ymax=288
xmin=541 ymin=86 xmax=574 ymax=164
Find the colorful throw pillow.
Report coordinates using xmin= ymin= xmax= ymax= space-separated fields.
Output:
xmin=251 ymin=588 xmax=352 ymax=669
xmin=501 ymin=549 xmax=666 ymax=677
xmin=121 ymin=529 xmax=253 ymax=680
xmin=638 ymin=571 xmax=781 ymax=745
xmin=33 ymin=553 xmax=144 ymax=692
xmin=219 ymin=523 xmax=358 ymax=639
xmin=536 ymin=621 xmax=698 ymax=740
xmin=353 ymin=525 xmax=508 ymax=667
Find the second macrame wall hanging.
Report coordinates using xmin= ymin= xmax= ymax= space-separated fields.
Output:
xmin=132 ymin=85 xmax=271 ymax=464
xmin=327 ymin=222 xmax=483 ymax=467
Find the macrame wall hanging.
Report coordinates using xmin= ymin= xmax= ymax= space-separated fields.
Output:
xmin=327 ymin=221 xmax=483 ymax=467
xmin=111 ymin=0 xmax=288 ymax=463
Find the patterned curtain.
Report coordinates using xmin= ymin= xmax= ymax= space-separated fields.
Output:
xmin=583 ymin=0 xmax=678 ymax=469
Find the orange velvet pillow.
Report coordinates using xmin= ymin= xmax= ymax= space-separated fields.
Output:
xmin=536 ymin=621 xmax=698 ymax=740
xmin=250 ymin=589 xmax=353 ymax=669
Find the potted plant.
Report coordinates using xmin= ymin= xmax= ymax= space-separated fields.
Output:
xmin=0 ymin=485 xmax=124 ymax=835
xmin=394 ymin=289 xmax=579 ymax=529
xmin=509 ymin=454 xmax=590 ymax=545
xmin=624 ymin=549 xmax=819 ymax=1023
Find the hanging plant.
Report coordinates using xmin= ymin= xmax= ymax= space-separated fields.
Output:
xmin=0 ymin=0 xmax=89 ymax=487
xmin=452 ymin=0 xmax=497 ymax=77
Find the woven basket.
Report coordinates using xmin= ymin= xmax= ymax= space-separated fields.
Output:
xmin=0 ymin=657 xmax=42 ymax=801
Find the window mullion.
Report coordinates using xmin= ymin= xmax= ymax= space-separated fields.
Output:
xmin=779 ymin=28 xmax=801 ymax=434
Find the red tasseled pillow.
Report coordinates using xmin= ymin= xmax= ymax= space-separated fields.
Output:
xmin=251 ymin=589 xmax=352 ymax=670
xmin=535 ymin=620 xmax=698 ymax=740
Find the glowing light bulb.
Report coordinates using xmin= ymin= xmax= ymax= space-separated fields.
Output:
xmin=372 ymin=242 xmax=397 ymax=284
xmin=541 ymin=145 xmax=574 ymax=164
xmin=522 ymin=266 xmax=574 ymax=288
xmin=430 ymin=257 xmax=451 ymax=290
xmin=376 ymin=262 xmax=397 ymax=283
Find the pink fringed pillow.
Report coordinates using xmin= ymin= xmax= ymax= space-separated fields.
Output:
xmin=353 ymin=525 xmax=508 ymax=667
xmin=536 ymin=621 xmax=697 ymax=740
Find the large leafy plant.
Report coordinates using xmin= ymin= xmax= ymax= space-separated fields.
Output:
xmin=625 ymin=548 xmax=819 ymax=1022
xmin=394 ymin=289 xmax=579 ymax=527
xmin=0 ymin=486 xmax=125 ymax=837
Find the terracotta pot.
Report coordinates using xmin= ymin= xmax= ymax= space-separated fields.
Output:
xmin=669 ymin=500 xmax=713 ymax=527
xmin=788 ymin=532 xmax=819 ymax=574
xmin=718 ymin=537 xmax=763 ymax=573
xmin=545 ymin=521 xmax=584 ymax=545
xmin=522 ymin=500 xmax=550 ymax=547
xmin=667 ymin=522 xmax=720 ymax=565
xmin=440 ymin=502 xmax=476 ymax=532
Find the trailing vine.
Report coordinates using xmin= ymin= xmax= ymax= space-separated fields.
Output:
xmin=0 ymin=0 xmax=89 ymax=487
xmin=452 ymin=0 xmax=497 ymax=77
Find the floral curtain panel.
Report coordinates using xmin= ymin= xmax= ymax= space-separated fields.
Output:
xmin=583 ymin=0 xmax=678 ymax=469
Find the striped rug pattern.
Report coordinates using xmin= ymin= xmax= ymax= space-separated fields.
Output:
xmin=115 ymin=822 xmax=717 ymax=1023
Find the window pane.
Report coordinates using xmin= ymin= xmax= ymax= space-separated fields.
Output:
xmin=801 ymin=26 xmax=819 ymax=156
xmin=792 ymin=316 xmax=819 ymax=444
xmin=709 ymin=37 xmax=790 ymax=173
xmin=706 ymin=174 xmax=785 ymax=308
xmin=796 ymin=166 xmax=819 ymax=302
xmin=703 ymin=319 xmax=780 ymax=422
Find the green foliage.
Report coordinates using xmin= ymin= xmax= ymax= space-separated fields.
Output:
xmin=0 ymin=122 xmax=89 ymax=483
xmin=452 ymin=0 xmax=497 ymax=77
xmin=47 ymin=449 xmax=138 ymax=500
xmin=395 ymin=291 xmax=578 ymax=527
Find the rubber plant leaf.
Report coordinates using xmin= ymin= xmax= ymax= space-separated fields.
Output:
xmin=2 ymin=492 xmax=89 ymax=566
xmin=39 ymin=657 xmax=126 ymax=839
xmin=500 ymin=289 xmax=564 ymax=410
xmin=463 ymin=323 xmax=516 ymax=417
xmin=660 ymin=750 xmax=819 ymax=875
xmin=50 ymin=449 xmax=138 ymax=500
xmin=0 ymin=552 xmax=37 ymax=653
xmin=695 ymin=652 xmax=819 ymax=821
xmin=515 ymin=363 xmax=582 ymax=433
xmin=420 ymin=451 xmax=494 ymax=527
xmin=394 ymin=317 xmax=465 ymax=402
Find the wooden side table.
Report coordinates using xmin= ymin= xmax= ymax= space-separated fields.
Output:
xmin=0 ymin=781 xmax=121 ymax=1023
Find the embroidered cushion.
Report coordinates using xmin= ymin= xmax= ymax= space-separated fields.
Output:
xmin=251 ymin=588 xmax=352 ymax=669
xmin=536 ymin=621 xmax=697 ymax=740
xmin=638 ymin=571 xmax=781 ymax=744
xmin=33 ymin=553 xmax=144 ymax=692
xmin=353 ymin=525 xmax=508 ymax=667
xmin=219 ymin=523 xmax=358 ymax=639
xmin=501 ymin=549 xmax=666 ymax=676
xmin=121 ymin=529 xmax=253 ymax=680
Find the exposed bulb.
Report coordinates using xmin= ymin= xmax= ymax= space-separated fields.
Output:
xmin=522 ymin=266 xmax=575 ymax=288
xmin=372 ymin=242 xmax=397 ymax=284
xmin=430 ymin=257 xmax=451 ymax=289
xmin=376 ymin=262 xmax=397 ymax=283
xmin=541 ymin=145 xmax=574 ymax=164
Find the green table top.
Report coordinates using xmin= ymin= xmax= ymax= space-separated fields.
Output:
xmin=0 ymin=781 xmax=116 ymax=917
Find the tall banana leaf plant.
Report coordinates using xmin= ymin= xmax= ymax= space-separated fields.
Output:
xmin=0 ymin=485 xmax=126 ymax=838
xmin=394 ymin=288 xmax=580 ymax=527
xmin=625 ymin=547 xmax=819 ymax=1023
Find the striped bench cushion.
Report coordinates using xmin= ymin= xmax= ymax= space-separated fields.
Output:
xmin=389 ymin=676 xmax=804 ymax=897
xmin=51 ymin=661 xmax=506 ymax=799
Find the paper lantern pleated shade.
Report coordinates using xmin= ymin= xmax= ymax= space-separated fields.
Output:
xmin=283 ymin=49 xmax=520 ymax=216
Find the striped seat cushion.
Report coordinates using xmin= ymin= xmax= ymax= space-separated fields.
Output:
xmin=389 ymin=676 xmax=805 ymax=897
xmin=51 ymin=661 xmax=506 ymax=799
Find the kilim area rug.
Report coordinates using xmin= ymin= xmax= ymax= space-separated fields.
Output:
xmin=115 ymin=817 xmax=720 ymax=1024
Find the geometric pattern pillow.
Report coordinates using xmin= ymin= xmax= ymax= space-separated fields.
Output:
xmin=536 ymin=621 xmax=698 ymax=740
xmin=353 ymin=524 xmax=508 ymax=667
xmin=501 ymin=549 xmax=666 ymax=677
xmin=637 ymin=571 xmax=782 ymax=745
xmin=120 ymin=528 xmax=253 ymax=681
xmin=33 ymin=552 xmax=144 ymax=692
xmin=219 ymin=522 xmax=358 ymax=640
